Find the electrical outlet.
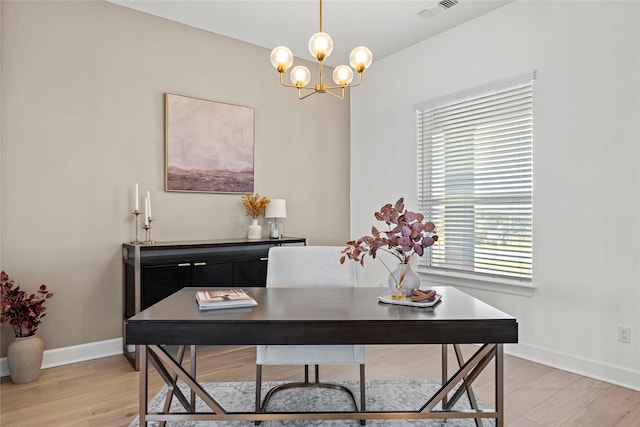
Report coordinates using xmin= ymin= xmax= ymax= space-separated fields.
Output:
xmin=618 ymin=326 xmax=631 ymax=344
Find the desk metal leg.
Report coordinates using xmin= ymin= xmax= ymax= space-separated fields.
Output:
xmin=452 ymin=344 xmax=485 ymax=427
xmin=148 ymin=346 xmax=204 ymax=414
xmin=139 ymin=345 xmax=148 ymax=426
xmin=160 ymin=345 xmax=186 ymax=425
xmin=190 ymin=345 xmax=197 ymax=411
xmin=429 ymin=343 xmax=501 ymax=427
xmin=441 ymin=343 xmax=484 ymax=427
xmin=496 ymin=344 xmax=504 ymax=427
xmin=443 ymin=344 xmax=503 ymax=427
xmin=137 ymin=343 xmax=504 ymax=425
xmin=148 ymin=345 xmax=227 ymax=416
xmin=421 ymin=343 xmax=495 ymax=413
xmin=441 ymin=344 xmax=448 ymax=409
xmin=159 ymin=345 xmax=199 ymax=427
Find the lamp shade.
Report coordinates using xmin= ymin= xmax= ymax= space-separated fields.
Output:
xmin=265 ymin=199 xmax=287 ymax=218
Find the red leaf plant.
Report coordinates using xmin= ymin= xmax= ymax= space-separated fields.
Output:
xmin=1 ymin=271 xmax=54 ymax=337
xmin=340 ymin=198 xmax=438 ymax=282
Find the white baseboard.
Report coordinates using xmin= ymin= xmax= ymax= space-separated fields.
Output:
xmin=2 ymin=338 xmax=638 ymax=391
xmin=505 ymin=342 xmax=640 ymax=391
xmin=1 ymin=337 xmax=123 ymax=378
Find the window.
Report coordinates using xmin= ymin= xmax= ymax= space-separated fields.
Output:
xmin=416 ymin=71 xmax=535 ymax=285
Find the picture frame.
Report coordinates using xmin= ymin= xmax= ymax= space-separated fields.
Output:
xmin=165 ymin=93 xmax=255 ymax=193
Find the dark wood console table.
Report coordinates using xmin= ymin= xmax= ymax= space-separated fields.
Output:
xmin=121 ymin=237 xmax=305 ymax=367
xmin=127 ymin=286 xmax=518 ymax=425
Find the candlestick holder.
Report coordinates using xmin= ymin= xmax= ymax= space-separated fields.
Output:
xmin=130 ymin=210 xmax=143 ymax=244
xmin=142 ymin=217 xmax=156 ymax=245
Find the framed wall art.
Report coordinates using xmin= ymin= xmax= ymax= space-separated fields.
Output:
xmin=165 ymin=93 xmax=255 ymax=193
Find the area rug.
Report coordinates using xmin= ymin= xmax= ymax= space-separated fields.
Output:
xmin=129 ymin=379 xmax=495 ymax=427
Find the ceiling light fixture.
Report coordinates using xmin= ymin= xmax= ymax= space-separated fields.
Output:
xmin=270 ymin=0 xmax=373 ymax=100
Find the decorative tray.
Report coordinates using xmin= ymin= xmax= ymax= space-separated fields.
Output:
xmin=378 ymin=292 xmax=442 ymax=308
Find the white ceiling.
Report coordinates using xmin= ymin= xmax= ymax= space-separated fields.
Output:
xmin=108 ymin=0 xmax=512 ymax=67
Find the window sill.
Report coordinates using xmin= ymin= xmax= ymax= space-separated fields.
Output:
xmin=418 ymin=268 xmax=536 ymax=297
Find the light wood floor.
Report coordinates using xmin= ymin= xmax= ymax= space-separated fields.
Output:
xmin=1 ymin=345 xmax=639 ymax=426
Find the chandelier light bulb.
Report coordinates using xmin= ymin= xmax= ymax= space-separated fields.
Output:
xmin=290 ymin=65 xmax=311 ymax=88
xmin=349 ymin=46 xmax=373 ymax=73
xmin=308 ymin=32 xmax=333 ymax=61
xmin=270 ymin=46 xmax=294 ymax=73
xmin=332 ymin=65 xmax=354 ymax=87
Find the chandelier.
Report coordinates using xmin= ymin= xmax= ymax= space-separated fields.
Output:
xmin=270 ymin=0 xmax=373 ymax=100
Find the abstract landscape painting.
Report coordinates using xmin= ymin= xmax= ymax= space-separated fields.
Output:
xmin=165 ymin=93 xmax=254 ymax=193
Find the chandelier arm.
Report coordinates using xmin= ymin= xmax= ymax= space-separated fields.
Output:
xmin=279 ymin=81 xmax=302 ymax=89
xmin=325 ymin=88 xmax=346 ymax=100
xmin=345 ymin=72 xmax=364 ymax=88
xmin=280 ymin=81 xmax=316 ymax=90
xmin=278 ymin=73 xmax=297 ymax=89
xmin=351 ymin=72 xmax=365 ymax=87
xmin=298 ymin=89 xmax=320 ymax=100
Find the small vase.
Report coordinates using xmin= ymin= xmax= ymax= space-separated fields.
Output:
xmin=7 ymin=335 xmax=44 ymax=384
xmin=248 ymin=218 xmax=262 ymax=240
xmin=388 ymin=262 xmax=421 ymax=298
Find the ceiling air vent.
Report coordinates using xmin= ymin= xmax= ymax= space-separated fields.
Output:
xmin=417 ymin=0 xmax=460 ymax=19
xmin=439 ymin=0 xmax=459 ymax=9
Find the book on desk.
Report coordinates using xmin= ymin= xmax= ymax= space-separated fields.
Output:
xmin=195 ymin=289 xmax=258 ymax=310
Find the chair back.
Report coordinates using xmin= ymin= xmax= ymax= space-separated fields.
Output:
xmin=266 ymin=246 xmax=355 ymax=288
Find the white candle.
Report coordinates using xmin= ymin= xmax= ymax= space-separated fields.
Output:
xmin=134 ymin=183 xmax=139 ymax=211
xmin=146 ymin=190 xmax=152 ymax=218
xmin=144 ymin=197 xmax=149 ymax=226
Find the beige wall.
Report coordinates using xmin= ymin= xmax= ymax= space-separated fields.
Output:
xmin=0 ymin=1 xmax=351 ymax=355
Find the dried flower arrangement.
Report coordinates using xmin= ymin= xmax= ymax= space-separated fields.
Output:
xmin=241 ymin=193 xmax=270 ymax=218
xmin=340 ymin=197 xmax=438 ymax=275
xmin=1 ymin=271 xmax=54 ymax=337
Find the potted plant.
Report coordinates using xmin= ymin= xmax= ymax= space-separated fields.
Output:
xmin=341 ymin=198 xmax=438 ymax=299
xmin=1 ymin=271 xmax=54 ymax=383
xmin=241 ymin=193 xmax=270 ymax=239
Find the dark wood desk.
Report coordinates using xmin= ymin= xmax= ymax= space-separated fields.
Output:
xmin=127 ymin=286 xmax=518 ymax=426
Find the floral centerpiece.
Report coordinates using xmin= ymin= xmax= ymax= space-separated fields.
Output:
xmin=1 ymin=271 xmax=54 ymax=337
xmin=241 ymin=193 xmax=270 ymax=218
xmin=340 ymin=198 xmax=438 ymax=298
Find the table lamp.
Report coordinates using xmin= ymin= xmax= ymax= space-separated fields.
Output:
xmin=265 ymin=199 xmax=287 ymax=239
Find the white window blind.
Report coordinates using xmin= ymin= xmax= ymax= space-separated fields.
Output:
xmin=416 ymin=71 xmax=535 ymax=282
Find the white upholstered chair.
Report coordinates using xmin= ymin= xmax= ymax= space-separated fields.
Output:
xmin=255 ymin=246 xmax=366 ymax=420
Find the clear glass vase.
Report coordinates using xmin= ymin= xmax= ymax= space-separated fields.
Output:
xmin=388 ymin=262 xmax=421 ymax=299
